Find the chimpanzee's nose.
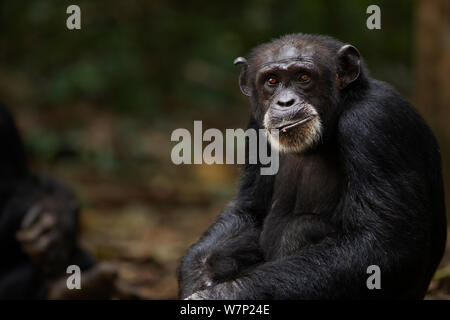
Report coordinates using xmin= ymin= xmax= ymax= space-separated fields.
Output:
xmin=276 ymin=92 xmax=297 ymax=107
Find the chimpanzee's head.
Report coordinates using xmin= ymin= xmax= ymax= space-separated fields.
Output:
xmin=234 ymin=34 xmax=362 ymax=153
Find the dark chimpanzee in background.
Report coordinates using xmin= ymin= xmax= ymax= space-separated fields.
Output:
xmin=0 ymin=102 xmax=117 ymax=299
xmin=178 ymin=34 xmax=447 ymax=299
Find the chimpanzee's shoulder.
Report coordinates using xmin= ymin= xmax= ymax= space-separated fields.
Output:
xmin=338 ymin=78 xmax=439 ymax=158
xmin=341 ymin=79 xmax=428 ymax=132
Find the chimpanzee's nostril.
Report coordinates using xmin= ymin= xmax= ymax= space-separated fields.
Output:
xmin=277 ymin=98 xmax=296 ymax=107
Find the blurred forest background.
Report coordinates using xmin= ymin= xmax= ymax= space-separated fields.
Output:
xmin=0 ymin=0 xmax=449 ymax=299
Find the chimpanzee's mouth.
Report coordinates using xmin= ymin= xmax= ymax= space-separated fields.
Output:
xmin=274 ymin=116 xmax=315 ymax=133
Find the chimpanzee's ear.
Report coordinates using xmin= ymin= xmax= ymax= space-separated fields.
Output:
xmin=336 ymin=45 xmax=360 ymax=89
xmin=234 ymin=57 xmax=251 ymax=97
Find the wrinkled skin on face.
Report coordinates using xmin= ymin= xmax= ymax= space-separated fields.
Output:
xmin=236 ymin=36 xmax=360 ymax=153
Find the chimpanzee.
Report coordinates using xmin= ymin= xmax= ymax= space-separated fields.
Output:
xmin=0 ymin=102 xmax=117 ymax=299
xmin=178 ymin=34 xmax=447 ymax=299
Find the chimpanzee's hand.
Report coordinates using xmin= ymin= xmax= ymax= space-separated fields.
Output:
xmin=179 ymin=226 xmax=263 ymax=299
xmin=207 ymin=244 xmax=263 ymax=282
xmin=184 ymin=292 xmax=205 ymax=300
xmin=184 ymin=281 xmax=239 ymax=300
xmin=15 ymin=195 xmax=78 ymax=275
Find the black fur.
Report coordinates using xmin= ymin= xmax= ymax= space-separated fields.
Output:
xmin=178 ymin=34 xmax=447 ymax=299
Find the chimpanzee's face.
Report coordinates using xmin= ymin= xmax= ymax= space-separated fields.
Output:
xmin=254 ymin=44 xmax=327 ymax=153
xmin=236 ymin=38 xmax=360 ymax=154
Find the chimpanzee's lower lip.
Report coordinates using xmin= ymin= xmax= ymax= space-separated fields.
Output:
xmin=273 ymin=116 xmax=314 ymax=132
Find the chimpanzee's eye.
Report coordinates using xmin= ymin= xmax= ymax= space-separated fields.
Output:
xmin=266 ymin=76 xmax=279 ymax=86
xmin=298 ymin=74 xmax=311 ymax=83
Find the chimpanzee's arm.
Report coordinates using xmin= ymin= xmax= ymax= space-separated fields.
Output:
xmin=178 ymin=161 xmax=274 ymax=298
xmin=186 ymin=189 xmax=431 ymax=300
xmin=186 ymin=234 xmax=373 ymax=299
xmin=179 ymin=206 xmax=262 ymax=298
xmin=178 ymin=116 xmax=277 ymax=298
